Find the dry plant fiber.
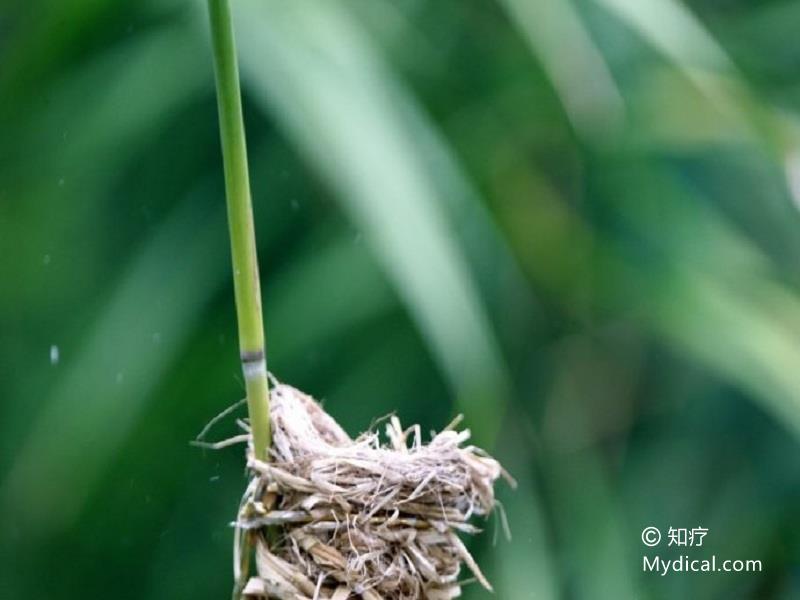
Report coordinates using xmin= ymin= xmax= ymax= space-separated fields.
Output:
xmin=232 ymin=381 xmax=511 ymax=599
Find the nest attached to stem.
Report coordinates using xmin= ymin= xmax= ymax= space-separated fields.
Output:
xmin=232 ymin=382 xmax=510 ymax=599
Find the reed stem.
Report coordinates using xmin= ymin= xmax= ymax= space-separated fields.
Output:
xmin=207 ymin=0 xmax=271 ymax=461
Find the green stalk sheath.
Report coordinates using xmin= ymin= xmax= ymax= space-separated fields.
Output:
xmin=207 ymin=0 xmax=271 ymax=461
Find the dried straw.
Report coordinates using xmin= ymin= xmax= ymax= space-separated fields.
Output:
xmin=231 ymin=381 xmax=510 ymax=599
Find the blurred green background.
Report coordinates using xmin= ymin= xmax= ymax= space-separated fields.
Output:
xmin=3 ymin=0 xmax=800 ymax=598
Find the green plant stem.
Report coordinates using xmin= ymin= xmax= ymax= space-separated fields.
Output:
xmin=207 ymin=0 xmax=271 ymax=461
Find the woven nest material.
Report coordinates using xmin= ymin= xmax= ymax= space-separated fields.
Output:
xmin=231 ymin=382 xmax=510 ymax=600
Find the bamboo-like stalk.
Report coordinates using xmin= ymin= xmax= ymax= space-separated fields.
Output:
xmin=207 ymin=0 xmax=271 ymax=461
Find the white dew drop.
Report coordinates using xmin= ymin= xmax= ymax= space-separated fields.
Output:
xmin=49 ymin=345 xmax=59 ymax=365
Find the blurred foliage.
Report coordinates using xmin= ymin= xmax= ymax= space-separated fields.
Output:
xmin=2 ymin=0 xmax=800 ymax=598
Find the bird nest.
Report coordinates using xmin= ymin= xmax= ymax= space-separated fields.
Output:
xmin=226 ymin=382 xmax=510 ymax=599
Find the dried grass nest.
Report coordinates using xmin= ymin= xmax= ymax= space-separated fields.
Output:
xmin=226 ymin=381 xmax=512 ymax=599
